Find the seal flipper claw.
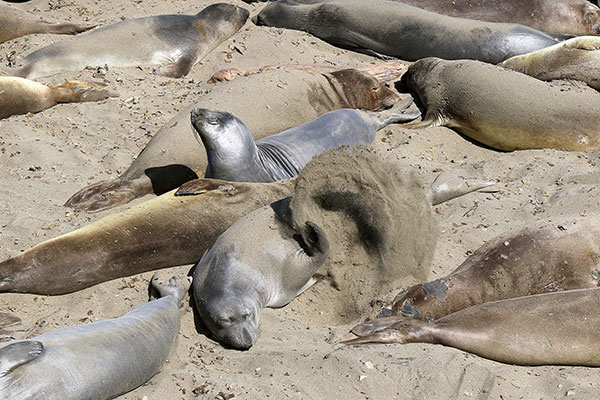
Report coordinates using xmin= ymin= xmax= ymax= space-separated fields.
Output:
xmin=0 ymin=341 xmax=43 ymax=376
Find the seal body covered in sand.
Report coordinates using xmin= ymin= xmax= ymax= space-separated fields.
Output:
xmin=0 ymin=275 xmax=188 ymax=399
xmin=404 ymin=57 xmax=600 ymax=151
xmin=0 ymin=77 xmax=118 ymax=119
xmin=65 ymin=68 xmax=400 ymax=212
xmin=501 ymin=36 xmax=600 ymax=92
xmin=0 ymin=3 xmax=98 ymax=44
xmin=9 ymin=3 xmax=249 ymax=79
xmin=253 ymin=0 xmax=559 ymax=64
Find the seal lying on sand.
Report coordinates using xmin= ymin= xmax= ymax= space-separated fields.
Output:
xmin=347 ymin=217 xmax=600 ymax=366
xmin=403 ymin=57 xmax=600 ymax=151
xmin=0 ymin=179 xmax=293 ymax=295
xmin=192 ymin=99 xmax=419 ymax=182
xmin=65 ymin=68 xmax=400 ymax=212
xmin=0 ymin=274 xmax=189 ymax=399
xmin=253 ymin=0 xmax=560 ymax=64
xmin=501 ymin=36 xmax=600 ymax=92
xmin=345 ymin=288 xmax=600 ymax=366
xmin=8 ymin=3 xmax=249 ymax=79
xmin=0 ymin=3 xmax=98 ymax=44
xmin=0 ymin=77 xmax=118 ymax=119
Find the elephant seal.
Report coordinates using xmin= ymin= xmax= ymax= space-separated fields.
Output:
xmin=0 ymin=274 xmax=189 ymax=399
xmin=0 ymin=179 xmax=293 ymax=295
xmin=0 ymin=3 xmax=98 ymax=44
xmin=403 ymin=57 xmax=600 ymax=151
xmin=253 ymin=0 xmax=560 ymax=64
xmin=501 ymin=36 xmax=600 ymax=92
xmin=345 ymin=288 xmax=600 ymax=366
xmin=8 ymin=3 xmax=249 ymax=79
xmin=0 ymin=77 xmax=118 ymax=119
xmin=193 ymin=198 xmax=329 ymax=349
xmin=192 ymin=99 xmax=419 ymax=182
xmin=65 ymin=68 xmax=400 ymax=212
xmin=354 ymin=217 xmax=600 ymax=327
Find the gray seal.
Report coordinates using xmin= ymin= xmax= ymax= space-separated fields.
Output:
xmin=9 ymin=3 xmax=249 ymax=79
xmin=193 ymin=197 xmax=329 ymax=349
xmin=0 ymin=274 xmax=189 ymax=399
xmin=191 ymin=99 xmax=419 ymax=182
xmin=253 ymin=0 xmax=560 ymax=64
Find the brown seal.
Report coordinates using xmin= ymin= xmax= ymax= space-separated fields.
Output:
xmin=501 ymin=36 xmax=600 ymax=92
xmin=0 ymin=179 xmax=292 ymax=295
xmin=0 ymin=77 xmax=118 ymax=119
xmin=65 ymin=68 xmax=400 ymax=213
xmin=0 ymin=3 xmax=98 ymax=44
xmin=403 ymin=57 xmax=600 ymax=151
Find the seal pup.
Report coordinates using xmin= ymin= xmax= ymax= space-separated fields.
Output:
xmin=344 ymin=288 xmax=600 ymax=366
xmin=8 ymin=3 xmax=249 ymax=79
xmin=253 ymin=0 xmax=560 ymax=64
xmin=0 ymin=3 xmax=98 ymax=44
xmin=0 ymin=179 xmax=293 ymax=295
xmin=353 ymin=217 xmax=600 ymax=329
xmin=0 ymin=274 xmax=189 ymax=399
xmin=501 ymin=36 xmax=600 ymax=92
xmin=65 ymin=68 xmax=400 ymax=212
xmin=192 ymin=99 xmax=419 ymax=182
xmin=403 ymin=57 xmax=600 ymax=151
xmin=0 ymin=77 xmax=118 ymax=119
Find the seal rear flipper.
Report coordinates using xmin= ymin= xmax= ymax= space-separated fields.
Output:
xmin=427 ymin=171 xmax=497 ymax=206
xmin=0 ymin=341 xmax=43 ymax=377
xmin=65 ymin=178 xmax=146 ymax=212
xmin=343 ymin=317 xmax=433 ymax=345
xmin=175 ymin=179 xmax=236 ymax=196
xmin=50 ymin=80 xmax=119 ymax=103
xmin=350 ymin=316 xmax=400 ymax=337
xmin=401 ymin=109 xmax=446 ymax=129
xmin=151 ymin=274 xmax=191 ymax=307
xmin=40 ymin=21 xmax=100 ymax=36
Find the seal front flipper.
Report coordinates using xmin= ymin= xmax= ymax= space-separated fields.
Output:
xmin=401 ymin=108 xmax=447 ymax=129
xmin=175 ymin=179 xmax=236 ymax=196
xmin=153 ymin=54 xmax=196 ymax=78
xmin=0 ymin=341 xmax=43 ymax=376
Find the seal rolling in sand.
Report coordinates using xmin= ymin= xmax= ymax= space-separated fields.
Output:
xmin=8 ymin=3 xmax=249 ymax=79
xmin=0 ymin=274 xmax=189 ymax=399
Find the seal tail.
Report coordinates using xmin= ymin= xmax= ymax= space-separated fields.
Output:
xmin=49 ymin=80 xmax=119 ymax=104
xmin=64 ymin=178 xmax=144 ymax=213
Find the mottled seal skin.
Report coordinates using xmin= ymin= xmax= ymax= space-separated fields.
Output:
xmin=501 ymin=36 xmax=600 ymax=92
xmin=403 ymin=57 xmax=600 ymax=151
xmin=8 ymin=3 xmax=249 ymax=79
xmin=192 ymin=99 xmax=419 ymax=182
xmin=382 ymin=218 xmax=600 ymax=323
xmin=0 ymin=77 xmax=118 ymax=119
xmin=0 ymin=275 xmax=189 ymax=399
xmin=345 ymin=288 xmax=600 ymax=366
xmin=193 ymin=198 xmax=329 ymax=349
xmin=253 ymin=0 xmax=559 ymax=64
xmin=65 ymin=68 xmax=399 ymax=212
xmin=0 ymin=179 xmax=292 ymax=295
xmin=0 ymin=3 xmax=98 ymax=44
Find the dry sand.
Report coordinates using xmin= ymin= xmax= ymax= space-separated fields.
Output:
xmin=1 ymin=0 xmax=600 ymax=399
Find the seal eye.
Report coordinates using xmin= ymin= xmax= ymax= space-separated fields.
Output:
xmin=217 ymin=317 xmax=232 ymax=326
xmin=586 ymin=11 xmax=597 ymax=20
xmin=371 ymin=86 xmax=380 ymax=92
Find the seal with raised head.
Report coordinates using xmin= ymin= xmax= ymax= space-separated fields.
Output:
xmin=253 ymin=0 xmax=560 ymax=64
xmin=192 ymin=99 xmax=419 ymax=182
xmin=345 ymin=288 xmax=600 ymax=366
xmin=0 ymin=77 xmax=118 ymax=119
xmin=403 ymin=57 xmax=600 ymax=151
xmin=0 ymin=274 xmax=189 ymax=399
xmin=501 ymin=36 xmax=600 ymax=92
xmin=0 ymin=3 xmax=98 ymax=44
xmin=8 ymin=3 xmax=249 ymax=79
xmin=65 ymin=68 xmax=400 ymax=212
xmin=0 ymin=179 xmax=293 ymax=295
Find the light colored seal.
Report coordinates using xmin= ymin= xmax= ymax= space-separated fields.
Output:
xmin=0 ymin=77 xmax=118 ymax=119
xmin=8 ymin=3 xmax=249 ymax=79
xmin=0 ymin=274 xmax=189 ymax=399
xmin=0 ymin=179 xmax=292 ymax=295
xmin=501 ymin=36 xmax=600 ymax=92
xmin=403 ymin=57 xmax=600 ymax=151
xmin=65 ymin=68 xmax=400 ymax=212
xmin=0 ymin=3 xmax=98 ymax=44
xmin=345 ymin=288 xmax=600 ymax=366
xmin=192 ymin=100 xmax=419 ymax=182
xmin=253 ymin=0 xmax=560 ymax=64
xmin=193 ymin=198 xmax=329 ymax=349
